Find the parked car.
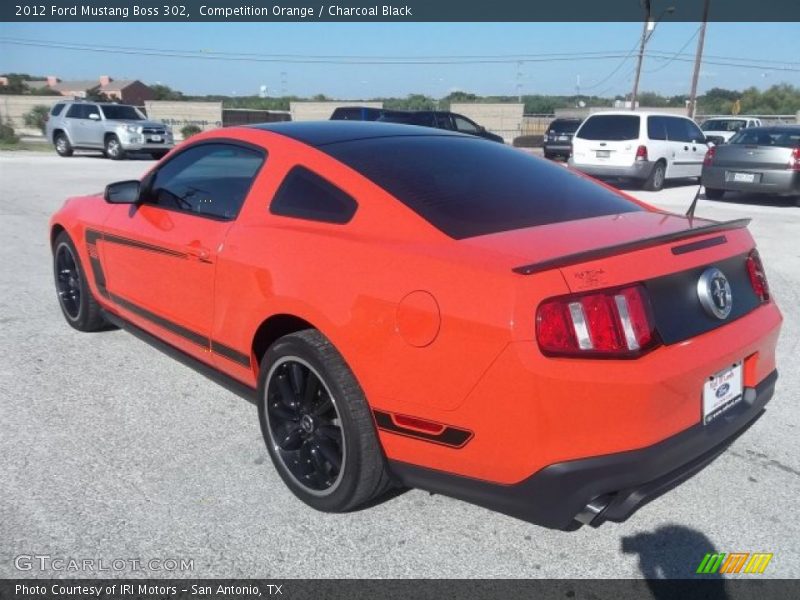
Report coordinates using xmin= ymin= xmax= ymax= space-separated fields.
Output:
xmin=330 ymin=106 xmax=504 ymax=143
xmin=543 ymin=118 xmax=582 ymax=160
xmin=700 ymin=117 xmax=762 ymax=146
xmin=569 ymin=111 xmax=709 ymax=191
xmin=50 ymin=121 xmax=781 ymax=530
xmin=329 ymin=106 xmax=384 ymax=121
xmin=45 ymin=100 xmax=174 ymax=160
xmin=701 ymin=125 xmax=800 ymax=203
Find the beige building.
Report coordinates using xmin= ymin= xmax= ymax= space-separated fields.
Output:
xmin=14 ymin=75 xmax=155 ymax=104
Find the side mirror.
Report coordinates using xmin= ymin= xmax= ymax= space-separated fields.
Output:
xmin=89 ymin=113 xmax=100 ymax=121
xmin=104 ymin=180 xmax=141 ymax=204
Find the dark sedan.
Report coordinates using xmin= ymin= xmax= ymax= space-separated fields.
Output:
xmin=701 ymin=126 xmax=800 ymax=204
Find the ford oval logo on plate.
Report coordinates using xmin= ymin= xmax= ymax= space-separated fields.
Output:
xmin=716 ymin=383 xmax=731 ymax=398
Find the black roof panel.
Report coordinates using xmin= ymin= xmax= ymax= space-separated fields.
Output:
xmin=248 ymin=120 xmax=463 ymax=147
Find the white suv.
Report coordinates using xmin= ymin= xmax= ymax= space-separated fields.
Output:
xmin=568 ymin=111 xmax=709 ymax=191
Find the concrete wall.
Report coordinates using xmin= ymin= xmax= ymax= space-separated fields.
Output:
xmin=450 ymin=103 xmax=524 ymax=144
xmin=289 ymin=101 xmax=383 ymax=122
xmin=145 ymin=101 xmax=223 ymax=139
xmin=0 ymin=95 xmax=62 ymax=135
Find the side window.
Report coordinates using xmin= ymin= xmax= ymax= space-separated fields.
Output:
xmin=270 ymin=166 xmax=357 ymax=224
xmin=143 ymin=143 xmax=265 ymax=220
xmin=66 ymin=104 xmax=85 ymax=119
xmin=436 ymin=114 xmax=454 ymax=129
xmin=51 ymin=103 xmax=65 ymax=116
xmin=665 ymin=117 xmax=691 ymax=143
xmin=685 ymin=119 xmax=706 ymax=143
xmin=85 ymin=105 xmax=101 ymax=120
xmin=647 ymin=116 xmax=668 ymax=141
xmin=454 ymin=115 xmax=479 ymax=134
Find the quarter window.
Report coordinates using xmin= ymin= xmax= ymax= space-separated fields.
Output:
xmin=454 ymin=115 xmax=479 ymax=133
xmin=270 ymin=166 xmax=357 ymax=224
xmin=142 ymin=143 xmax=265 ymax=220
xmin=647 ymin=116 xmax=668 ymax=141
xmin=51 ymin=103 xmax=65 ymax=116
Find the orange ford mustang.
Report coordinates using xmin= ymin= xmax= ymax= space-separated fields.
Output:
xmin=50 ymin=122 xmax=781 ymax=530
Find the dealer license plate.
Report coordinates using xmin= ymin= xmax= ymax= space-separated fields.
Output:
xmin=596 ymin=150 xmax=610 ymax=158
xmin=732 ymin=172 xmax=756 ymax=183
xmin=703 ymin=362 xmax=743 ymax=425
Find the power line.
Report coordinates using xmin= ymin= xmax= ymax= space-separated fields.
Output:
xmin=645 ymin=26 xmax=701 ymax=73
xmin=581 ymin=39 xmax=641 ymax=91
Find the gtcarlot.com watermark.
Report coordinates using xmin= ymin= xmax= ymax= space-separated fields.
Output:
xmin=14 ymin=554 xmax=194 ymax=573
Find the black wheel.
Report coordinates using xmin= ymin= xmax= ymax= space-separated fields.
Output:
xmin=52 ymin=232 xmax=106 ymax=332
xmin=150 ymin=151 xmax=169 ymax=160
xmin=104 ymin=135 xmax=126 ymax=160
xmin=705 ymin=187 xmax=725 ymax=200
xmin=257 ymin=329 xmax=392 ymax=512
xmin=543 ymin=151 xmax=554 ymax=160
xmin=643 ymin=161 xmax=666 ymax=191
xmin=54 ymin=133 xmax=73 ymax=157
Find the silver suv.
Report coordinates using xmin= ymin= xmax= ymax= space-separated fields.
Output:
xmin=46 ymin=100 xmax=174 ymax=160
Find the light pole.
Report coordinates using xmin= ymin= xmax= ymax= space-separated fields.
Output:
xmin=687 ymin=0 xmax=711 ymax=118
xmin=630 ymin=2 xmax=675 ymax=110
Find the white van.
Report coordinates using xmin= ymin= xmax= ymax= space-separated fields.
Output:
xmin=568 ymin=111 xmax=709 ymax=191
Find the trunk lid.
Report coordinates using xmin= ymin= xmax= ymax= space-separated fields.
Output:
xmin=711 ymin=143 xmax=794 ymax=171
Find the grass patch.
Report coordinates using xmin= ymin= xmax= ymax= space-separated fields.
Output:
xmin=0 ymin=140 xmax=51 ymax=151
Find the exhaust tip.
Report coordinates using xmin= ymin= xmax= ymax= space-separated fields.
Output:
xmin=575 ymin=495 xmax=613 ymax=527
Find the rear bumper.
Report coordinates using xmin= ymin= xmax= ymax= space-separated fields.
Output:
xmin=568 ymin=158 xmax=654 ymax=180
xmin=702 ymin=166 xmax=800 ymax=195
xmin=390 ymin=370 xmax=777 ymax=530
xmin=543 ymin=142 xmax=573 ymax=155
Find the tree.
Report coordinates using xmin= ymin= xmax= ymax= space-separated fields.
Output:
xmin=23 ymin=105 xmax=50 ymax=134
xmin=151 ymin=84 xmax=184 ymax=101
xmin=180 ymin=124 xmax=202 ymax=139
xmin=85 ymin=88 xmax=112 ymax=102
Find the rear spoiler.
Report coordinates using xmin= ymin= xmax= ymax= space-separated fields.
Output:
xmin=512 ymin=218 xmax=751 ymax=275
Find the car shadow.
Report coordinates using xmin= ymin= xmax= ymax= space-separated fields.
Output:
xmin=622 ymin=524 xmax=729 ymax=598
xmin=72 ymin=151 xmax=156 ymax=161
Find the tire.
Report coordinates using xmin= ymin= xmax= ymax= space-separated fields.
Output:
xmin=54 ymin=133 xmax=73 ymax=157
xmin=543 ymin=151 xmax=554 ymax=160
xmin=257 ymin=329 xmax=392 ymax=512
xmin=150 ymin=151 xmax=169 ymax=160
xmin=705 ymin=187 xmax=725 ymax=200
xmin=642 ymin=161 xmax=666 ymax=192
xmin=52 ymin=231 xmax=106 ymax=332
xmin=104 ymin=135 xmax=126 ymax=160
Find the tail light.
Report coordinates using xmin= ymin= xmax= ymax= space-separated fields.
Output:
xmin=789 ymin=147 xmax=800 ymax=171
xmin=746 ymin=249 xmax=770 ymax=303
xmin=703 ymin=146 xmax=716 ymax=167
xmin=635 ymin=145 xmax=648 ymax=162
xmin=536 ymin=284 xmax=660 ymax=358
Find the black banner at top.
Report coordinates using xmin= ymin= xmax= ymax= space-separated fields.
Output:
xmin=2 ymin=0 xmax=800 ymax=22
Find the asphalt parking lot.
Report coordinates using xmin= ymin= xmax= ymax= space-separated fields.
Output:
xmin=1 ymin=150 xmax=798 ymax=579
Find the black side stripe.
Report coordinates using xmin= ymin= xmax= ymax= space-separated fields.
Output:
xmin=110 ymin=293 xmax=208 ymax=348
xmin=671 ymin=235 xmax=727 ymax=255
xmin=102 ymin=232 xmax=187 ymax=258
xmin=373 ymin=410 xmax=473 ymax=449
xmin=210 ymin=341 xmax=252 ymax=368
xmin=84 ymin=229 xmax=250 ymax=368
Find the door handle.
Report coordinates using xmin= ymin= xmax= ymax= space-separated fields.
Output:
xmin=684 ymin=146 xmax=689 ymax=150
xmin=184 ymin=243 xmax=212 ymax=263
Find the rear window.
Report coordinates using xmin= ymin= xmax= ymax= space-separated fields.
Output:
xmin=548 ymin=120 xmax=581 ymax=134
xmin=379 ymin=112 xmax=435 ymax=127
xmin=576 ymin=115 xmax=640 ymax=141
xmin=729 ymin=128 xmax=800 ymax=148
xmin=323 ymin=136 xmax=642 ymax=239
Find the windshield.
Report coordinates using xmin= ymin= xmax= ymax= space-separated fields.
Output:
xmin=729 ymin=128 xmax=800 ymax=148
xmin=575 ymin=115 xmax=640 ymax=141
xmin=701 ymin=119 xmax=747 ymax=132
xmin=100 ymin=105 xmax=145 ymax=121
xmin=323 ymin=135 xmax=642 ymax=239
xmin=548 ymin=120 xmax=581 ymax=134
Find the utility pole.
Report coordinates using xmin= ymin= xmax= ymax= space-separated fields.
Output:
xmin=687 ymin=0 xmax=711 ymax=118
xmin=630 ymin=0 xmax=652 ymax=111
